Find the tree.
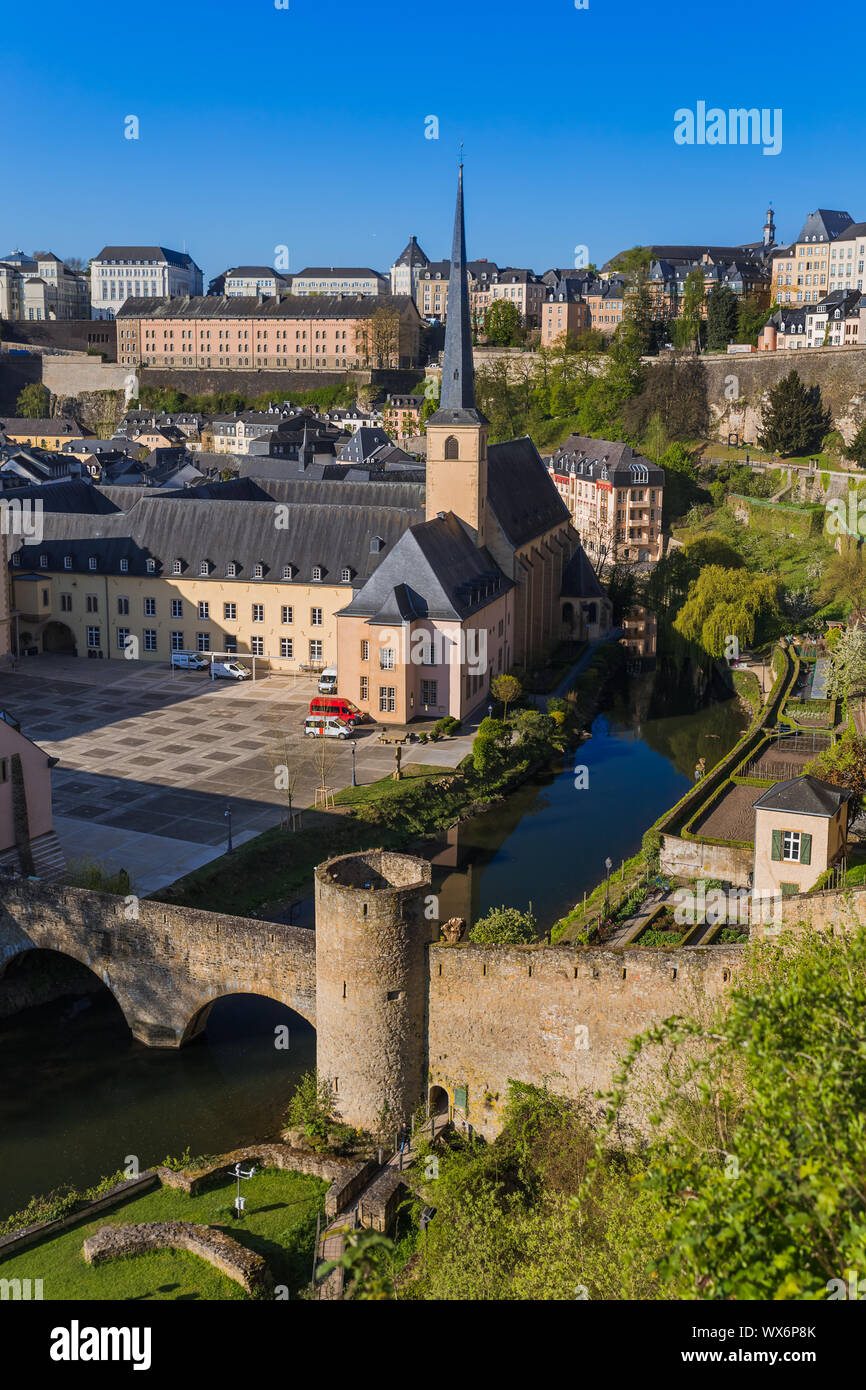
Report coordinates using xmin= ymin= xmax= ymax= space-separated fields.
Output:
xmin=484 ymin=299 xmax=523 ymax=347
xmin=846 ymin=418 xmax=866 ymax=468
xmin=737 ymin=292 xmax=774 ymax=347
xmin=672 ymin=268 xmax=706 ymax=351
xmin=602 ymin=928 xmax=866 ymax=1298
xmin=285 ymin=1069 xmax=339 ymax=1142
xmin=805 ymin=729 xmax=866 ymax=819
xmin=821 ymin=625 xmax=866 ymax=703
xmin=472 ymin=716 xmax=511 ymax=777
xmin=357 ymin=307 xmax=400 ymax=367
xmin=469 ymin=904 xmax=538 ymax=944
xmin=758 ymin=370 xmax=831 ymax=456
xmin=623 ymin=353 xmax=709 ymax=441
xmin=15 ymin=382 xmax=50 ymax=418
xmin=820 ymin=548 xmax=866 ymax=624
xmin=490 ymin=672 xmax=522 ymax=720
xmin=674 ymin=565 xmax=779 ymax=657
xmin=706 ymin=284 xmax=738 ymax=351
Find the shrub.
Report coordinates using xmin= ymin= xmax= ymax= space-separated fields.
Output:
xmin=285 ymin=1070 xmax=339 ymax=1144
xmin=469 ymin=904 xmax=538 ymax=945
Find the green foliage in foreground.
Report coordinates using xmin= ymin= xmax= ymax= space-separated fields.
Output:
xmin=468 ymin=904 xmax=538 ymax=945
xmin=603 ymin=927 xmax=866 ymax=1299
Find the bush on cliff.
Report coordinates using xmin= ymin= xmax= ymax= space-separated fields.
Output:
xmin=468 ymin=904 xmax=538 ymax=945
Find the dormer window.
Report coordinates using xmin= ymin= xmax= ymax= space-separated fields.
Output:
xmin=172 ymin=560 xmax=182 ymax=575
xmin=39 ymin=554 xmax=48 ymax=568
xmin=312 ymin=566 xmax=322 ymax=582
xmin=146 ymin=559 xmax=156 ymax=573
xmin=11 ymin=553 xmax=20 ymax=567
xmin=64 ymin=555 xmax=72 ymax=569
xmin=282 ymin=564 xmax=294 ymax=580
xmin=199 ymin=560 xmax=209 ymax=576
xmin=226 ymin=562 xmax=237 ymax=578
xmin=88 ymin=556 xmax=97 ymax=571
xmin=120 ymin=558 xmax=129 ymax=573
xmin=341 ymin=567 xmax=352 ymax=583
xmin=370 ymin=537 xmax=384 ymax=553
xmin=254 ymin=562 xmax=264 ymax=579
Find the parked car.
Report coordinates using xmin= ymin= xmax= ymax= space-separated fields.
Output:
xmin=171 ymin=651 xmax=209 ymax=670
xmin=211 ymin=660 xmax=251 ymax=680
xmin=317 ymin=666 xmax=338 ymax=694
xmin=304 ymin=715 xmax=354 ymax=739
xmin=309 ymin=695 xmax=365 ymax=724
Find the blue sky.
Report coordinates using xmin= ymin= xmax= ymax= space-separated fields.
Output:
xmin=3 ymin=0 xmax=865 ymax=283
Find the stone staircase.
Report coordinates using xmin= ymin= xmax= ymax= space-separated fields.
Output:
xmin=0 ymin=831 xmax=67 ymax=882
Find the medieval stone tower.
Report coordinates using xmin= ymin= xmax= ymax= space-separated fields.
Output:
xmin=314 ymin=850 xmax=435 ymax=1131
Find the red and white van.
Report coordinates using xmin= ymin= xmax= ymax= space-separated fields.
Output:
xmin=308 ymin=696 xmax=365 ymax=725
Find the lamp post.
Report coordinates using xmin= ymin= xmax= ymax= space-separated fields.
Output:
xmin=487 ymin=702 xmax=493 ymax=720
xmin=224 ymin=801 xmax=233 ymax=853
xmin=604 ymin=855 xmax=613 ymax=916
xmin=351 ymin=741 xmax=357 ymax=788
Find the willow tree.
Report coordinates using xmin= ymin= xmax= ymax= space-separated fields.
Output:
xmin=674 ymin=565 xmax=779 ymax=657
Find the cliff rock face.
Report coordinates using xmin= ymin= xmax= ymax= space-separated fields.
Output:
xmin=685 ymin=346 xmax=866 ymax=444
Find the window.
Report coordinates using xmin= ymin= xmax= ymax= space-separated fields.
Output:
xmin=145 ymin=559 xmax=155 ymax=573
xmin=39 ymin=554 xmax=48 ymax=568
xmin=380 ymin=647 xmax=395 ymax=670
xmin=60 ymin=593 xmax=72 ymax=612
xmin=281 ymin=565 xmax=294 ymax=580
xmin=340 ymin=567 xmax=352 ymax=583
xmin=86 ymin=594 xmax=98 ymax=613
xmin=226 ymin=562 xmax=237 ymax=577
xmin=311 ymin=607 xmax=323 ymax=626
xmin=197 ymin=631 xmax=211 ymax=652
xmin=86 ymin=626 xmax=101 ymax=649
xmin=144 ymin=597 xmax=156 ymax=616
xmin=309 ymin=639 xmax=323 ymax=662
xmin=361 ymin=640 xmax=369 ymax=661
xmin=198 ymin=601 xmax=209 ymax=619
xmin=171 ymin=598 xmax=182 ymax=618
xmin=312 ymin=566 xmax=322 ymax=582
xmin=360 ymin=676 xmax=369 ymax=700
xmin=251 ymin=636 xmax=264 ymax=656
xmin=199 ymin=560 xmax=209 ymax=576
xmin=254 ymin=562 xmax=264 ymax=579
xmin=224 ymin=602 xmax=237 ymax=620
xmin=379 ymin=685 xmax=396 ymax=713
xmin=421 ymin=679 xmax=438 ymax=706
xmin=783 ymin=830 xmax=801 ymax=861
xmin=281 ymin=605 xmax=293 ymax=624
xmin=117 ymin=627 xmax=130 ymax=649
xmin=88 ymin=556 xmax=97 ymax=571
xmin=117 ymin=596 xmax=129 ymax=615
xmin=63 ymin=555 xmax=72 ymax=569
xmin=280 ymin=637 xmax=293 ymax=658
xmin=170 ymin=631 xmax=184 ymax=651
xmin=252 ymin=603 xmax=264 ymax=622
xmin=143 ymin=629 xmax=157 ymax=652
xmin=172 ymin=560 xmax=182 ymax=575
xmin=772 ymin=828 xmax=811 ymax=864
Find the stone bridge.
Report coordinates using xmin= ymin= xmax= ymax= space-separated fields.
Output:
xmin=0 ymin=881 xmax=316 ymax=1045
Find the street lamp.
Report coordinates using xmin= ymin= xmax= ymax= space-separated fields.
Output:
xmin=487 ymin=702 xmax=493 ymax=720
xmin=351 ymin=741 xmax=357 ymax=788
xmin=604 ymin=856 xmax=613 ymax=915
xmin=224 ymin=801 xmax=233 ymax=853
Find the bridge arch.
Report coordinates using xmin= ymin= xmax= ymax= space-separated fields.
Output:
xmin=180 ymin=988 xmax=316 ymax=1046
xmin=0 ymin=940 xmax=136 ymax=1032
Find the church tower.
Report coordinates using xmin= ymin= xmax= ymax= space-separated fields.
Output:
xmin=763 ymin=206 xmax=776 ymax=248
xmin=425 ymin=164 xmax=489 ymax=547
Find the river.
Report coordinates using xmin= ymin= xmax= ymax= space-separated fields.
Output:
xmin=0 ymin=667 xmax=748 ymax=1218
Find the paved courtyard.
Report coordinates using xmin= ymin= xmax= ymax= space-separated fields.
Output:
xmin=0 ymin=655 xmax=473 ymax=895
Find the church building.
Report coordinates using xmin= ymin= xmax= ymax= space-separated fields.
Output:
xmin=336 ymin=167 xmax=609 ymax=724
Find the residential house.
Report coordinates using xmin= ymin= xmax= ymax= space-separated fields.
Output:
xmin=0 ymin=250 xmax=89 ymax=321
xmin=752 ymin=775 xmax=850 ymax=897
xmin=769 ymin=210 xmax=855 ymax=308
xmin=390 ymin=237 xmax=430 ymax=301
xmin=90 ymin=246 xmax=203 ymax=319
xmin=549 ymin=437 xmax=665 ymax=564
xmin=290 ymin=267 xmax=387 ymax=297
xmin=541 ymin=287 xmax=590 ymax=345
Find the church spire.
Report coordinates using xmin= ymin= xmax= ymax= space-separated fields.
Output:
xmin=439 ymin=162 xmax=476 ymax=412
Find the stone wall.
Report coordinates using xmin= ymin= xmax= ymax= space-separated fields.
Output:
xmin=0 ymin=880 xmax=316 ymax=1045
xmin=41 ymin=357 xmax=134 ymax=403
xmin=83 ymin=1221 xmax=273 ymax=1297
xmin=659 ymin=833 xmax=754 ymax=886
xmin=138 ymin=367 xmax=421 ymax=400
xmin=426 ymin=940 xmax=741 ymax=1140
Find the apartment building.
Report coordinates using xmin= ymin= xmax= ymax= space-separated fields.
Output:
xmin=7 ymin=489 xmax=420 ymax=669
xmin=806 ymin=290 xmax=863 ymax=347
xmin=382 ymin=394 xmax=422 ymax=436
xmin=769 ymin=210 xmax=854 ymax=307
xmin=115 ymin=295 xmax=422 ymax=369
xmin=417 ymin=259 xmax=498 ymax=322
xmin=583 ymin=279 xmax=626 ymax=335
xmin=0 ymin=250 xmax=88 ymax=321
xmin=290 ymin=267 xmax=387 ymax=296
xmin=0 ymin=419 xmax=87 ymax=451
xmin=389 ymin=237 xmax=430 ymax=300
xmin=217 ymin=266 xmax=291 ymax=297
xmin=541 ymin=288 xmax=590 ymax=345
xmin=549 ymin=437 xmax=665 ymax=564
xmin=472 ymin=267 xmax=545 ymax=330
xmin=90 ymin=246 xmax=203 ymax=319
xmin=827 ymin=223 xmax=866 ymax=292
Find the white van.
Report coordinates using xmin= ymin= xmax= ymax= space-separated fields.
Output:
xmin=211 ymin=660 xmax=251 ymax=681
xmin=318 ymin=666 xmax=338 ymax=694
xmin=171 ymin=651 xmax=209 ymax=670
xmin=304 ymin=714 xmax=353 ymax=739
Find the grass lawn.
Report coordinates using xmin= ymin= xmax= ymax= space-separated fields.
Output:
xmin=333 ymin=763 xmax=449 ymax=808
xmin=0 ymin=1169 xmax=325 ymax=1301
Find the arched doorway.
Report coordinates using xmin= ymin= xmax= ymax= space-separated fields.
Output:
xmin=428 ymin=1084 xmax=450 ymax=1118
xmin=42 ymin=621 xmax=76 ymax=655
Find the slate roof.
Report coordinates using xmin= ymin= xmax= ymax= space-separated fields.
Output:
xmin=338 ymin=428 xmax=392 ymax=464
xmin=8 ymin=496 xmax=416 ymax=584
xmin=293 ymin=267 xmax=383 ymax=278
xmin=794 ymin=210 xmax=854 ymax=244
xmin=224 ymin=266 xmax=291 ymax=280
xmin=393 ymin=237 xmax=430 ymax=268
xmin=338 ymin=511 xmax=512 ymax=623
xmin=93 ymin=246 xmax=200 ymax=269
xmin=752 ymin=775 xmax=851 ymax=817
xmin=550 ymin=436 xmax=665 ymax=488
xmin=833 ymin=221 xmax=866 ymax=243
xmin=487 ymin=436 xmax=571 ymax=547
xmin=561 ymin=546 xmax=605 ymax=600
xmin=116 ymin=294 xmax=415 ymax=320
xmin=0 ymin=418 xmax=82 ymax=435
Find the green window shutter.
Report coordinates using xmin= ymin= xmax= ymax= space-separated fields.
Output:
xmin=800 ymin=832 xmax=812 ymax=866
xmin=453 ymin=1086 xmax=468 ymax=1111
xmin=771 ymin=829 xmax=782 ymax=861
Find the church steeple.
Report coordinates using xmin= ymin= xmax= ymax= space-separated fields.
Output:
xmin=439 ymin=162 xmax=476 ymax=413
xmin=425 ymin=162 xmax=489 ymax=540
